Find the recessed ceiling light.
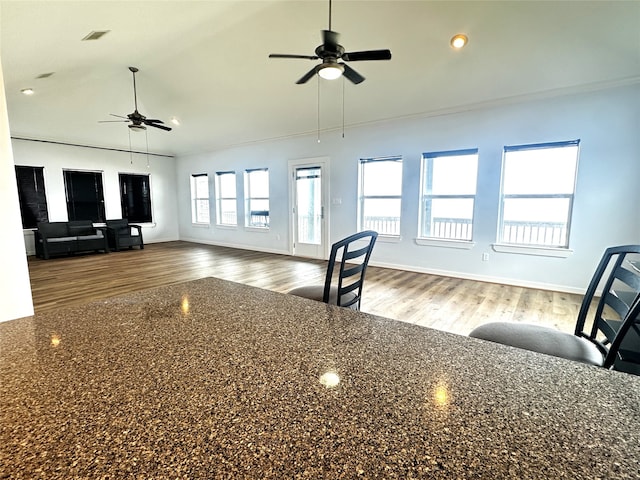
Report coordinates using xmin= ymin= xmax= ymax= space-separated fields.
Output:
xmin=450 ymin=34 xmax=468 ymax=49
xmin=170 ymin=117 xmax=181 ymax=126
xmin=21 ymin=88 xmax=34 ymax=95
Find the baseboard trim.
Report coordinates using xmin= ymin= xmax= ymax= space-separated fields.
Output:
xmin=179 ymin=237 xmax=290 ymax=256
xmin=368 ymin=259 xmax=585 ymax=295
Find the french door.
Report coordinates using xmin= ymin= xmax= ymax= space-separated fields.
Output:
xmin=289 ymin=159 xmax=328 ymax=259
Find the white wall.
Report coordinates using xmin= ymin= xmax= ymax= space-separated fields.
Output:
xmin=0 ymin=52 xmax=34 ymax=321
xmin=176 ymin=83 xmax=640 ymax=293
xmin=12 ymin=139 xmax=181 ymax=254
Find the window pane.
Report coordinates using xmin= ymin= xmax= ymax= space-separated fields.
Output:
xmin=503 ymin=146 xmax=578 ymax=195
xmin=430 ymin=155 xmax=478 ymax=195
xmin=363 ymin=161 xmax=402 ymax=196
xmin=218 ymin=174 xmax=235 ymax=197
xmin=195 ymin=176 xmax=209 ymax=197
xmin=501 ymin=197 xmax=570 ymax=246
xmin=195 ymin=200 xmax=210 ymax=223
xmin=362 ymin=198 xmax=401 ymax=236
xmin=245 ymin=169 xmax=269 ymax=228
xmin=248 ymin=170 xmax=269 ymax=197
xmin=191 ymin=174 xmax=210 ymax=224
xmin=424 ymin=198 xmax=474 ymax=240
xmin=219 ymin=199 xmax=237 ymax=225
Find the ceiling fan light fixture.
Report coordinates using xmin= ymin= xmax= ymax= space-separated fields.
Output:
xmin=318 ymin=62 xmax=344 ymax=80
xmin=450 ymin=34 xmax=468 ymax=49
xmin=129 ymin=124 xmax=146 ymax=132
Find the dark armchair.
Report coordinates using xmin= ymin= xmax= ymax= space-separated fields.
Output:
xmin=106 ymin=219 xmax=144 ymax=252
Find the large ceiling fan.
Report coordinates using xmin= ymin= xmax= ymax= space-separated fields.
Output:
xmin=100 ymin=67 xmax=171 ymax=132
xmin=269 ymin=0 xmax=391 ymax=85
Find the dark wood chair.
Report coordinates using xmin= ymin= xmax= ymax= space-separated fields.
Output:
xmin=105 ymin=219 xmax=144 ymax=251
xmin=288 ymin=230 xmax=378 ymax=310
xmin=469 ymin=245 xmax=640 ymax=368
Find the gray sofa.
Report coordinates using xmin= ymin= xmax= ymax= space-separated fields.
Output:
xmin=35 ymin=221 xmax=109 ymax=260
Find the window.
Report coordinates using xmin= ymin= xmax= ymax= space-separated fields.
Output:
xmin=119 ymin=173 xmax=152 ymax=223
xmin=215 ymin=171 xmax=237 ymax=226
xmin=15 ymin=166 xmax=49 ymax=229
xmin=190 ymin=174 xmax=210 ymax=224
xmin=358 ymin=157 xmax=402 ymax=236
xmin=419 ymin=149 xmax=479 ymax=241
xmin=499 ymin=140 xmax=579 ymax=248
xmin=63 ymin=170 xmax=106 ymax=222
xmin=244 ymin=168 xmax=269 ymax=228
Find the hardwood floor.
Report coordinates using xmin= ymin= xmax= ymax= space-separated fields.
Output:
xmin=27 ymin=241 xmax=583 ymax=336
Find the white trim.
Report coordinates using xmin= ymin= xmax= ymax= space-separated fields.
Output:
xmin=415 ymin=237 xmax=475 ymax=249
xmin=377 ymin=235 xmax=402 ymax=244
xmin=191 ymin=222 xmax=210 ymax=229
xmin=367 ymin=259 xmax=584 ymax=295
xmin=492 ymin=243 xmax=574 ymax=258
xmin=215 ymin=224 xmax=237 ymax=231
xmin=244 ymin=226 xmax=270 ymax=233
xmin=179 ymin=237 xmax=289 ymax=256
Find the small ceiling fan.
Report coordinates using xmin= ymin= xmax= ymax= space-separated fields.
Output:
xmin=269 ymin=0 xmax=391 ymax=85
xmin=100 ymin=66 xmax=171 ymax=132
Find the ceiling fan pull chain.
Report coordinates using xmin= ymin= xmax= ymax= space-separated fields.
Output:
xmin=128 ymin=128 xmax=133 ymax=165
xmin=317 ymin=76 xmax=321 ymax=143
xmin=342 ymin=76 xmax=345 ymax=138
xmin=146 ymin=129 xmax=150 ymax=168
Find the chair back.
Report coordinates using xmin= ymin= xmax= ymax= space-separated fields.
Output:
xmin=604 ymin=292 xmax=640 ymax=371
xmin=576 ymin=245 xmax=640 ymax=359
xmin=323 ymin=230 xmax=378 ymax=309
xmin=106 ymin=219 xmax=130 ymax=235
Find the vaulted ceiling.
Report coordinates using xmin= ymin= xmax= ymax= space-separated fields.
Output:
xmin=1 ymin=1 xmax=639 ymax=157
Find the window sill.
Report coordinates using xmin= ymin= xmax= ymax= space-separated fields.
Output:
xmin=245 ymin=226 xmax=270 ymax=233
xmin=191 ymin=222 xmax=210 ymax=228
xmin=415 ymin=237 xmax=475 ymax=250
xmin=377 ymin=234 xmax=402 ymax=243
xmin=491 ymin=243 xmax=573 ymax=258
xmin=215 ymin=224 xmax=237 ymax=230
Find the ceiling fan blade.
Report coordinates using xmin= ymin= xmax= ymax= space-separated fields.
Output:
xmin=269 ymin=54 xmax=319 ymax=60
xmin=322 ymin=30 xmax=339 ymax=50
xmin=98 ymin=120 xmax=130 ymax=123
xmin=147 ymin=123 xmax=172 ymax=132
xmin=144 ymin=119 xmax=164 ymax=124
xmin=342 ymin=64 xmax=365 ymax=84
xmin=109 ymin=113 xmax=128 ymax=119
xmin=342 ymin=49 xmax=392 ymax=62
xmin=296 ymin=65 xmax=320 ymax=84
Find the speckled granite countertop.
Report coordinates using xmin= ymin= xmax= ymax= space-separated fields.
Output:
xmin=2 ymin=277 xmax=640 ymax=479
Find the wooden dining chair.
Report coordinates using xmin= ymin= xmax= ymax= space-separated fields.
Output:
xmin=469 ymin=245 xmax=640 ymax=367
xmin=288 ymin=230 xmax=378 ymax=310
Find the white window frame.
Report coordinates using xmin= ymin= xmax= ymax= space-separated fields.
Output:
xmin=244 ymin=168 xmax=270 ymax=229
xmin=358 ymin=156 xmax=403 ymax=238
xmin=418 ymin=148 xmax=479 ymax=244
xmin=215 ymin=171 xmax=237 ymax=227
xmin=496 ymin=140 xmax=580 ymax=252
xmin=190 ymin=173 xmax=210 ymax=225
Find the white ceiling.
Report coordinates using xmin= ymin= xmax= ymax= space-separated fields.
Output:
xmin=1 ymin=1 xmax=639 ymax=157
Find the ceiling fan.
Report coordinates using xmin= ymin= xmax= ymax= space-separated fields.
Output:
xmin=269 ymin=0 xmax=391 ymax=85
xmin=100 ymin=66 xmax=171 ymax=132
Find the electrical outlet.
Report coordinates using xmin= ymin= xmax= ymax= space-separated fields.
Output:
xmin=482 ymin=253 xmax=489 ymax=262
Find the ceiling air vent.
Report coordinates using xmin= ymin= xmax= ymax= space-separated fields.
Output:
xmin=82 ymin=30 xmax=110 ymax=41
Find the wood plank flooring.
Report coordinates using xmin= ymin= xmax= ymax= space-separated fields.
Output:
xmin=27 ymin=241 xmax=583 ymax=336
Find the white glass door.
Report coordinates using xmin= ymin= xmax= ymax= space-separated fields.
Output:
xmin=290 ymin=160 xmax=328 ymax=259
